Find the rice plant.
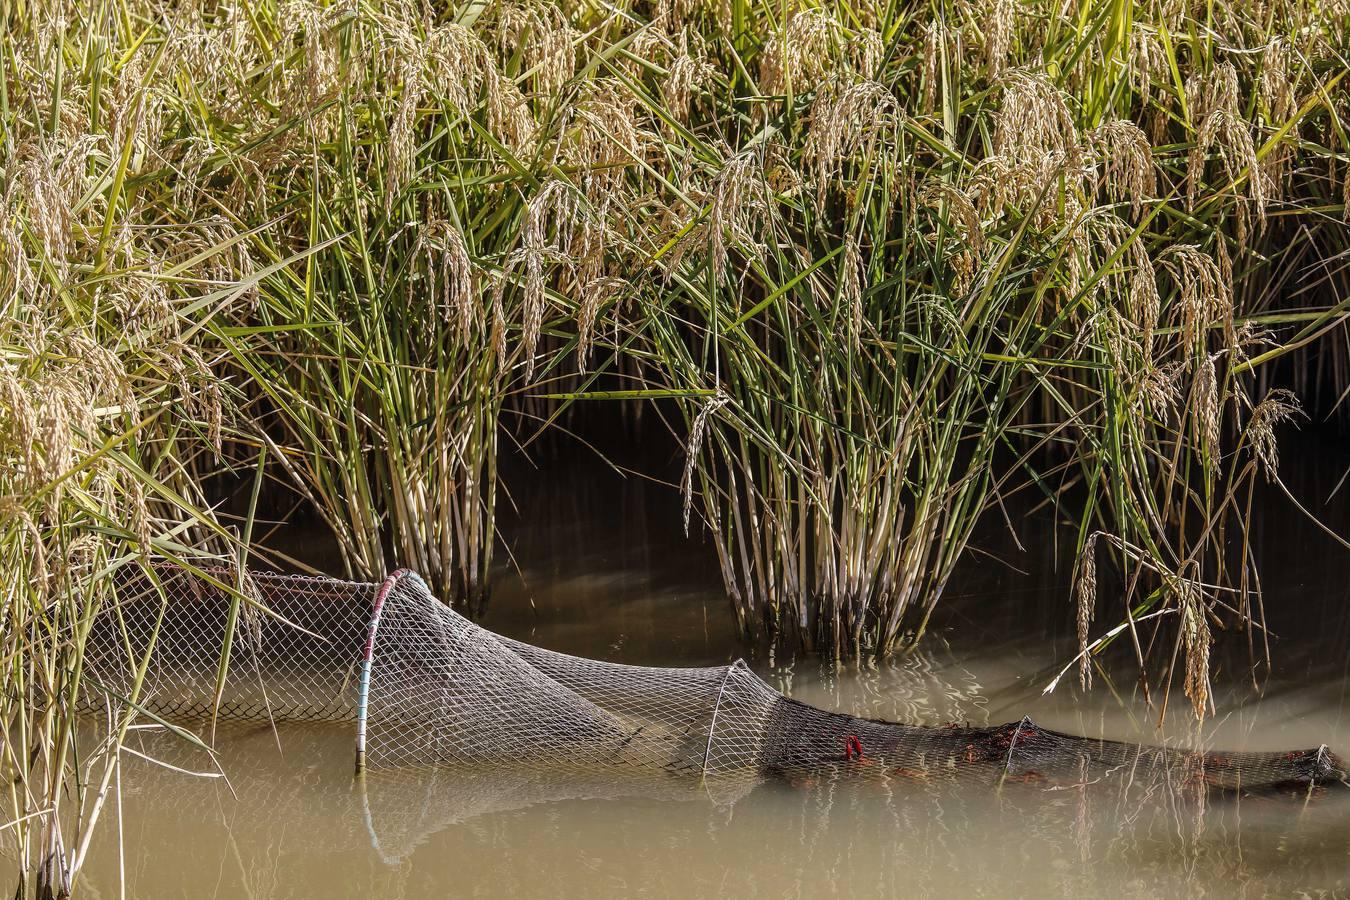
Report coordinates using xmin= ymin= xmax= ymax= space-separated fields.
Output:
xmin=516 ymin=0 xmax=1350 ymax=701
xmin=0 ymin=15 xmax=260 ymax=897
xmin=5 ymin=0 xmax=1350 ymax=891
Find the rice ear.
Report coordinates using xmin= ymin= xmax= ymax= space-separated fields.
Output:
xmin=1246 ymin=389 xmax=1303 ymax=479
xmin=1075 ymin=532 xmax=1100 ymax=691
xmin=1177 ymin=578 xmax=1212 ymax=719
xmin=682 ymin=393 xmax=730 ymax=536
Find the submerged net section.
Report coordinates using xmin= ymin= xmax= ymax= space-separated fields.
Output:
xmin=80 ymin=564 xmax=1348 ymax=795
xmin=762 ymin=700 xmax=1345 ymax=794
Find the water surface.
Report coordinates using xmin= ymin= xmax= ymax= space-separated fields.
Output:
xmin=48 ymin=441 xmax=1350 ymax=896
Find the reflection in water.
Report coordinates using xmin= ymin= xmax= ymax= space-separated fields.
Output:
xmin=22 ymin=442 xmax=1350 ymax=896
xmin=61 ymin=596 xmax=1350 ymax=899
xmin=74 ymin=713 xmax=1350 ymax=898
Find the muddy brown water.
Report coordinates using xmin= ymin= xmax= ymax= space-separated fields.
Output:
xmin=18 ymin=440 xmax=1350 ymax=897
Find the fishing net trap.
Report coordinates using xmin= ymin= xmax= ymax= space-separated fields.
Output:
xmin=80 ymin=563 xmax=1347 ymax=796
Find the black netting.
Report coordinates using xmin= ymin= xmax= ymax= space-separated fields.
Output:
xmin=761 ymin=702 xmax=1344 ymax=795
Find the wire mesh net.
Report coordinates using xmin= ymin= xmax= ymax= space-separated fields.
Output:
xmin=82 ymin=565 xmax=373 ymax=723
xmin=362 ymin=570 xmax=780 ymax=775
xmin=80 ymin=563 xmax=1347 ymax=795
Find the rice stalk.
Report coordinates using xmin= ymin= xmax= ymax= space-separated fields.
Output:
xmin=7 ymin=1 xmax=1350 ymax=889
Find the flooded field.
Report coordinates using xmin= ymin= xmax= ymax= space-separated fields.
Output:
xmin=11 ymin=1 xmax=1350 ymax=895
xmin=34 ymin=441 xmax=1350 ymax=897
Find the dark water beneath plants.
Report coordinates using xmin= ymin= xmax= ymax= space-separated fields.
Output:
xmin=33 ymin=437 xmax=1350 ymax=897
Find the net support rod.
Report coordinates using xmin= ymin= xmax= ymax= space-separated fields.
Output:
xmin=355 ymin=569 xmax=411 ymax=775
xmin=701 ymin=659 xmax=747 ymax=781
xmin=1002 ymin=715 xmax=1036 ymax=774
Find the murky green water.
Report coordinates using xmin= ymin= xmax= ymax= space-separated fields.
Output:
xmin=23 ymin=441 xmax=1350 ymax=897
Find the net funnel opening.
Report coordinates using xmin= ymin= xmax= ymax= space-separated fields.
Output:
xmin=81 ymin=563 xmax=1349 ymax=797
xmin=355 ymin=569 xmax=779 ymax=778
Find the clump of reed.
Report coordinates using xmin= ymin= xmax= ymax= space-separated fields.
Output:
xmin=0 ymin=10 xmax=273 ymax=893
xmin=560 ymin=0 xmax=1350 ymax=702
xmin=5 ymin=0 xmax=1350 ymax=892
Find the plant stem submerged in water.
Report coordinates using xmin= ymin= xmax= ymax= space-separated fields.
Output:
xmin=4 ymin=0 xmax=1350 ymax=893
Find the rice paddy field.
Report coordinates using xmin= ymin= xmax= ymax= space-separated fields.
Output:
xmin=4 ymin=0 xmax=1350 ymax=894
